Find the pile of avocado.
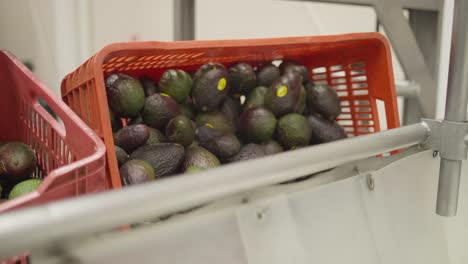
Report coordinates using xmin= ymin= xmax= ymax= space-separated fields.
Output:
xmin=108 ymin=60 xmax=347 ymax=186
xmin=0 ymin=141 xmax=42 ymax=200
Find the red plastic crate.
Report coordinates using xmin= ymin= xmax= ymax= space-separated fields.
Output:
xmin=0 ymin=50 xmax=107 ymax=263
xmin=61 ymin=33 xmax=400 ymax=191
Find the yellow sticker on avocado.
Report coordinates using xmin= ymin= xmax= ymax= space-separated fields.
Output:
xmin=276 ymin=85 xmax=288 ymax=97
xmin=217 ymin=78 xmax=227 ymax=91
xmin=160 ymin=93 xmax=170 ymax=97
xmin=205 ymin=123 xmax=214 ymax=128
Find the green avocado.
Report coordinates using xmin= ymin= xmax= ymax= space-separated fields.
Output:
xmin=265 ymin=72 xmax=303 ymax=117
xmin=141 ymin=93 xmax=180 ymax=129
xmin=307 ymin=115 xmax=347 ymax=144
xmin=139 ymin=76 xmax=158 ymax=97
xmin=8 ymin=179 xmax=42 ymax=199
xmin=119 ymin=159 xmax=155 ymax=186
xmin=263 ymin=140 xmax=284 ymax=155
xmin=195 ymin=125 xmax=241 ymax=160
xmin=306 ymin=82 xmax=341 ymax=120
xmin=115 ymin=145 xmax=129 ymax=167
xmin=106 ymin=73 xmax=145 ymax=118
xmin=0 ymin=142 xmax=37 ymax=183
xmin=165 ymin=115 xmax=195 ymax=147
xmin=243 ymin=86 xmax=268 ymax=111
xmin=228 ymin=62 xmax=256 ymax=94
xmin=276 ymin=113 xmax=311 ymax=149
xmin=179 ymin=103 xmax=195 ymax=120
xmin=195 ymin=111 xmax=235 ymax=134
xmin=192 ymin=64 xmax=230 ymax=112
xmin=146 ymin=128 xmax=167 ymax=145
xmin=130 ymin=143 xmax=185 ymax=178
xmin=227 ymin=143 xmax=267 ymax=163
xmin=281 ymin=61 xmax=309 ymax=84
xmin=182 ymin=146 xmax=220 ymax=171
xmin=159 ymin=69 xmax=192 ymax=103
xmin=294 ymin=85 xmax=307 ymax=114
xmin=221 ymin=96 xmax=241 ymax=122
xmin=256 ymin=63 xmax=280 ymax=87
xmin=192 ymin=62 xmax=225 ymax=84
xmin=114 ymin=124 xmax=150 ymax=153
xmin=185 ymin=166 xmax=204 ymax=173
xmin=239 ymin=107 xmax=277 ymax=143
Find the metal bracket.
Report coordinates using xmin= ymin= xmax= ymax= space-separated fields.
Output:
xmin=422 ymin=118 xmax=468 ymax=160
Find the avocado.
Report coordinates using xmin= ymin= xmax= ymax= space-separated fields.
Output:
xmin=146 ymin=128 xmax=167 ymax=145
xmin=8 ymin=179 xmax=42 ymax=199
xmin=229 ymin=62 xmax=256 ymax=94
xmin=263 ymin=140 xmax=284 ymax=155
xmin=281 ymin=61 xmax=309 ymax=84
xmin=192 ymin=62 xmax=225 ymax=84
xmin=277 ymin=113 xmax=311 ymax=149
xmin=278 ymin=60 xmax=298 ymax=73
xmin=179 ymin=103 xmax=195 ymax=120
xmin=182 ymin=146 xmax=220 ymax=171
xmin=185 ymin=166 xmax=204 ymax=173
xmin=243 ymin=86 xmax=268 ymax=111
xmin=239 ymin=107 xmax=277 ymax=143
xmin=195 ymin=111 xmax=235 ymax=134
xmin=127 ymin=115 xmax=143 ymax=126
xmin=141 ymin=93 xmax=180 ymax=129
xmin=0 ymin=142 xmax=37 ymax=183
xmin=265 ymin=72 xmax=303 ymax=117
xmin=119 ymin=159 xmax=155 ymax=186
xmin=110 ymin=110 xmax=123 ymax=133
xmin=195 ymin=125 xmax=241 ymax=160
xmin=106 ymin=73 xmax=145 ymax=118
xmin=114 ymin=124 xmax=150 ymax=153
xmin=294 ymin=85 xmax=307 ymax=114
xmin=307 ymin=115 xmax=347 ymax=144
xmin=130 ymin=143 xmax=185 ymax=177
xmin=306 ymin=82 xmax=341 ymax=120
xmin=227 ymin=143 xmax=266 ymax=163
xmin=139 ymin=76 xmax=158 ymax=97
xmin=165 ymin=115 xmax=195 ymax=147
xmin=221 ymin=96 xmax=241 ymax=122
xmin=256 ymin=63 xmax=280 ymax=87
xmin=159 ymin=69 xmax=192 ymax=103
xmin=192 ymin=64 xmax=230 ymax=112
xmin=115 ymin=145 xmax=129 ymax=167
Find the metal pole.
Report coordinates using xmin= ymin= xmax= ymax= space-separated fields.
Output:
xmin=436 ymin=0 xmax=468 ymax=216
xmin=395 ymin=80 xmax=420 ymax=98
xmin=0 ymin=123 xmax=429 ymax=258
xmin=173 ymin=0 xmax=195 ymax=40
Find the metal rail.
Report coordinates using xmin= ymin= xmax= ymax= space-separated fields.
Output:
xmin=283 ymin=0 xmax=440 ymax=11
xmin=436 ymin=0 xmax=468 ymax=217
xmin=173 ymin=0 xmax=195 ymax=40
xmin=0 ymin=123 xmax=429 ymax=258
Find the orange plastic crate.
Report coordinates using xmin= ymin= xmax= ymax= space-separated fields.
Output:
xmin=61 ymin=33 xmax=400 ymax=191
xmin=0 ymin=50 xmax=107 ymax=263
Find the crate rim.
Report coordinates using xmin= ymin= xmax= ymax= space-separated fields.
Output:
xmin=87 ymin=32 xmax=390 ymax=64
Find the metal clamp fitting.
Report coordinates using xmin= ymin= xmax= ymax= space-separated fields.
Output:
xmin=422 ymin=118 xmax=468 ymax=160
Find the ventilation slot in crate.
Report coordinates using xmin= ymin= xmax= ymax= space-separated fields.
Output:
xmin=311 ymin=62 xmax=374 ymax=137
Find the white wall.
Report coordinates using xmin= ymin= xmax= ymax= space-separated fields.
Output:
xmin=90 ymin=0 xmax=173 ymax=51
xmin=1 ymin=0 xmax=408 ymax=95
xmin=0 ymin=0 xmax=58 ymax=92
